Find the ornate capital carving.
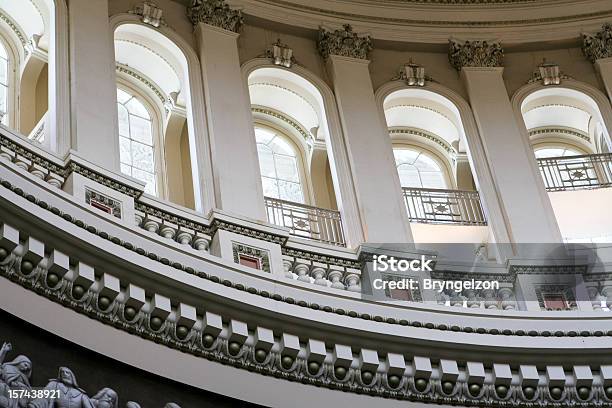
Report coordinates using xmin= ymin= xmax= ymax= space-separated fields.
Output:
xmin=448 ymin=39 xmax=503 ymax=71
xmin=582 ymin=23 xmax=612 ymax=63
xmin=187 ymin=0 xmax=243 ymax=33
xmin=129 ymin=1 xmax=165 ymax=28
xmin=317 ymin=25 xmax=372 ymax=60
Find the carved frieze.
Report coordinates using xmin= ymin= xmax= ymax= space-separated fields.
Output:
xmin=317 ymin=25 xmax=372 ymax=60
xmin=448 ymin=39 xmax=504 ymax=71
xmin=582 ymin=22 xmax=612 ymax=62
xmin=186 ymin=0 xmax=243 ymax=33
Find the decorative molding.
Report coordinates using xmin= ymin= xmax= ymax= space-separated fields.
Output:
xmin=528 ymin=127 xmax=591 ymax=143
xmin=186 ymin=0 xmax=243 ymax=33
xmin=389 ymin=127 xmax=455 ymax=154
xmin=116 ymin=63 xmax=167 ymax=106
xmin=582 ymin=22 xmax=612 ymax=63
xmin=0 ymin=11 xmax=28 ymax=49
xmin=232 ymin=242 xmax=271 ymax=272
xmin=317 ymin=25 xmax=372 ymax=60
xmin=129 ymin=1 xmax=166 ymax=28
xmin=266 ymin=39 xmax=295 ymax=68
xmin=85 ymin=188 xmax=122 ymax=219
xmin=527 ymin=59 xmax=571 ymax=85
xmin=448 ymin=39 xmax=504 ymax=71
xmin=251 ymin=106 xmax=313 ymax=147
xmin=391 ymin=60 xmax=434 ymax=86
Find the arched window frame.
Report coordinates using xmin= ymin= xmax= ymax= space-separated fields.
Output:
xmin=116 ymin=78 xmax=167 ymax=198
xmin=390 ymin=131 xmax=456 ymax=190
xmin=0 ymin=28 xmax=21 ymax=129
xmin=531 ymin=140 xmax=591 ymax=158
xmin=253 ymin=119 xmax=313 ymax=205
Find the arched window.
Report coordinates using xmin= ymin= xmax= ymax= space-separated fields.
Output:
xmin=117 ymin=88 xmax=157 ymax=195
xmin=0 ymin=40 xmax=10 ymax=126
xmin=534 ymin=147 xmax=582 ymax=159
xmin=255 ymin=127 xmax=304 ymax=203
xmin=393 ymin=147 xmax=447 ymax=189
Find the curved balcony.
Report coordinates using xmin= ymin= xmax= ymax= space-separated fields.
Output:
xmin=538 ymin=153 xmax=612 ymax=191
xmin=402 ymin=187 xmax=487 ymax=225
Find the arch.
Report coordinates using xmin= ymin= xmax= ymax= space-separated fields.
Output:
xmin=375 ymin=80 xmax=512 ymax=247
xmin=110 ymin=15 xmax=214 ymax=213
xmin=242 ymin=58 xmax=364 ymax=246
xmin=392 ymin=144 xmax=450 ymax=189
xmin=511 ymin=79 xmax=612 ymax=155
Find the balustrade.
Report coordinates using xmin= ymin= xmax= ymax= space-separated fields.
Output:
xmin=537 ymin=153 xmax=612 ymax=191
xmin=264 ymin=196 xmax=346 ymax=246
xmin=401 ymin=187 xmax=487 ymax=225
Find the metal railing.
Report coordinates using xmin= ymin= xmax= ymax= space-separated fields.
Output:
xmin=537 ymin=153 xmax=612 ymax=191
xmin=401 ymin=187 xmax=487 ymax=225
xmin=264 ymin=196 xmax=346 ymax=246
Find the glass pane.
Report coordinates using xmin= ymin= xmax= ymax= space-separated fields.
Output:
xmin=131 ymin=141 xmax=155 ymax=172
xmin=278 ymin=180 xmax=304 ymax=203
xmin=261 ymin=176 xmax=279 ymax=199
xmin=126 ymin=97 xmax=150 ymax=119
xmin=0 ymin=59 xmax=7 ymax=86
xmin=117 ymin=88 xmax=131 ymax=104
xmin=394 ymin=149 xmax=419 ymax=165
xmin=0 ymin=43 xmax=6 ymax=60
xmin=413 ymin=154 xmax=441 ymax=171
xmin=420 ymin=171 xmax=446 ymax=189
xmin=120 ymin=163 xmax=131 ymax=176
xmin=119 ymin=136 xmax=132 ymax=165
xmin=257 ymin=144 xmax=276 ymax=178
xmin=535 ymin=148 xmax=565 ymax=159
xmin=0 ymin=85 xmax=6 ymax=118
xmin=117 ymin=104 xmax=129 ymax=137
xmin=274 ymin=154 xmax=300 ymax=182
xmin=132 ymin=168 xmax=156 ymax=195
xmin=269 ymin=136 xmax=295 ymax=156
xmin=255 ymin=128 xmax=275 ymax=144
xmin=397 ymin=164 xmax=421 ymax=188
xmin=129 ymin=115 xmax=153 ymax=145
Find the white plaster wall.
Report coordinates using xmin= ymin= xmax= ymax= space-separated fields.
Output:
xmin=548 ymin=188 xmax=612 ymax=241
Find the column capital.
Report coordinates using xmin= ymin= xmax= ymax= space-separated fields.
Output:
xmin=582 ymin=23 xmax=612 ymax=63
xmin=317 ymin=25 xmax=372 ymax=60
xmin=187 ymin=0 xmax=243 ymax=33
xmin=448 ymin=39 xmax=504 ymax=71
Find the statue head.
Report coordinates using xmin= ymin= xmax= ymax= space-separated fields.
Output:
xmin=92 ymin=388 xmax=118 ymax=408
xmin=58 ymin=367 xmax=78 ymax=387
xmin=5 ymin=355 xmax=32 ymax=377
xmin=164 ymin=404 xmax=182 ymax=408
xmin=126 ymin=402 xmax=141 ymax=408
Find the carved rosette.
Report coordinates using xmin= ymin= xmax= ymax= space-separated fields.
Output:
xmin=187 ymin=0 xmax=243 ymax=33
xmin=448 ymin=39 xmax=504 ymax=71
xmin=317 ymin=24 xmax=373 ymax=60
xmin=582 ymin=23 xmax=612 ymax=63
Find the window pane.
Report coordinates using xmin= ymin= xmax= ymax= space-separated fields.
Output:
xmin=535 ymin=148 xmax=565 ymax=158
xmin=117 ymin=104 xmax=129 ymax=137
xmin=129 ymin=115 xmax=153 ymax=145
xmin=120 ymin=163 xmax=132 ymax=176
xmin=119 ymin=136 xmax=132 ymax=165
xmin=255 ymin=128 xmax=275 ymax=144
xmin=420 ymin=172 xmax=446 ymax=189
xmin=274 ymin=154 xmax=300 ymax=182
xmin=126 ymin=97 xmax=150 ymax=119
xmin=131 ymin=141 xmax=154 ymax=172
xmin=394 ymin=149 xmax=419 ymax=165
xmin=413 ymin=154 xmax=441 ymax=171
xmin=117 ymin=89 xmax=131 ymax=104
xmin=0 ymin=85 xmax=6 ymax=118
xmin=132 ymin=168 xmax=156 ymax=195
xmin=0 ymin=59 xmax=7 ymax=86
xmin=397 ymin=163 xmax=421 ymax=188
xmin=257 ymin=144 xmax=276 ymax=178
xmin=278 ymin=180 xmax=304 ymax=203
xmin=261 ymin=176 xmax=279 ymax=199
xmin=269 ymin=136 xmax=294 ymax=156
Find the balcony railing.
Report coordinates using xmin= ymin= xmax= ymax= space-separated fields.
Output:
xmin=264 ymin=196 xmax=346 ymax=246
xmin=537 ymin=153 xmax=612 ymax=191
xmin=401 ymin=187 xmax=487 ymax=225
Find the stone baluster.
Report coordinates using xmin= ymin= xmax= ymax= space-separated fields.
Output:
xmin=482 ymin=289 xmax=498 ymax=309
xmin=464 ymin=289 xmax=480 ymax=308
xmin=175 ymin=229 xmax=194 ymax=246
xmin=311 ymin=265 xmax=328 ymax=286
xmin=192 ymin=235 xmax=210 ymax=252
xmin=498 ymin=287 xmax=517 ymax=310
xmin=14 ymin=154 xmax=31 ymax=171
xmin=0 ymin=146 xmax=14 ymax=162
xmin=46 ymin=172 xmax=64 ymax=188
xmin=29 ymin=163 xmax=48 ymax=180
xmin=344 ymin=272 xmax=361 ymax=293
xmin=159 ymin=223 xmax=177 ymax=240
xmin=294 ymin=263 xmax=311 ymax=283
xmin=142 ymin=216 xmax=161 ymax=234
xmin=282 ymin=256 xmax=295 ymax=279
xmin=327 ymin=269 xmax=346 ymax=290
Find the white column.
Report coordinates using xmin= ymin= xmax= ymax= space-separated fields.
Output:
xmin=194 ymin=23 xmax=266 ymax=221
xmin=595 ymin=57 xmax=612 ymax=100
xmin=327 ymin=55 xmax=413 ymax=243
xmin=67 ymin=0 xmax=120 ymax=171
xmin=461 ymin=67 xmax=562 ymax=243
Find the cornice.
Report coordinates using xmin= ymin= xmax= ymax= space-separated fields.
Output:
xmin=251 ymin=106 xmax=313 ymax=145
xmin=229 ymin=0 xmax=612 ymax=44
xmin=116 ymin=63 xmax=167 ymax=105
xmin=528 ymin=126 xmax=591 ymax=142
xmin=389 ymin=127 xmax=455 ymax=154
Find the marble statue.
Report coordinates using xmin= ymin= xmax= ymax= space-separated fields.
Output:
xmin=0 ymin=342 xmax=33 ymax=408
xmin=29 ymin=367 xmax=94 ymax=408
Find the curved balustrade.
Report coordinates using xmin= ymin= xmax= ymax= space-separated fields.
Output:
xmin=401 ymin=187 xmax=487 ymax=225
xmin=264 ymin=196 xmax=346 ymax=246
xmin=538 ymin=153 xmax=612 ymax=191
